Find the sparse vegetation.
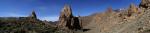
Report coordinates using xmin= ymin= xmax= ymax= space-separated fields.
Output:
xmin=0 ymin=19 xmax=57 ymax=33
xmin=1 ymin=0 xmax=150 ymax=33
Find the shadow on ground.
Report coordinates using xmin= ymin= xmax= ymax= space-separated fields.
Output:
xmin=82 ymin=29 xmax=91 ymax=32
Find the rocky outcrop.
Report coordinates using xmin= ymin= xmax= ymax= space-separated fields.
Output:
xmin=129 ymin=3 xmax=138 ymax=13
xmin=57 ymin=4 xmax=73 ymax=29
xmin=57 ymin=4 xmax=82 ymax=30
xmin=106 ymin=6 xmax=113 ymax=13
xmin=139 ymin=0 xmax=150 ymax=9
xmin=29 ymin=10 xmax=37 ymax=19
xmin=28 ymin=10 xmax=38 ymax=22
xmin=127 ymin=3 xmax=138 ymax=17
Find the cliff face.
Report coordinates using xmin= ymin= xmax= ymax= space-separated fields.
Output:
xmin=29 ymin=11 xmax=37 ymax=19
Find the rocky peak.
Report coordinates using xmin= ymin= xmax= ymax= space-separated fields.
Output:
xmin=29 ymin=10 xmax=37 ymax=19
xmin=128 ymin=3 xmax=138 ymax=13
xmin=57 ymin=4 xmax=74 ymax=29
xmin=57 ymin=4 xmax=82 ymax=30
xmin=62 ymin=4 xmax=73 ymax=17
xmin=28 ymin=10 xmax=38 ymax=22
xmin=127 ymin=3 xmax=138 ymax=17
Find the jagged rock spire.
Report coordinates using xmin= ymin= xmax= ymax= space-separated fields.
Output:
xmin=57 ymin=4 xmax=82 ymax=30
xmin=61 ymin=4 xmax=73 ymax=17
xmin=127 ymin=3 xmax=139 ymax=17
xmin=57 ymin=4 xmax=74 ymax=29
xmin=29 ymin=10 xmax=37 ymax=19
xmin=129 ymin=3 xmax=137 ymax=13
xmin=139 ymin=0 xmax=150 ymax=8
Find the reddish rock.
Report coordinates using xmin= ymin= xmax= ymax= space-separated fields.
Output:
xmin=106 ymin=6 xmax=113 ymax=13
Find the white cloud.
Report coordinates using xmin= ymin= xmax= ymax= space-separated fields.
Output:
xmin=39 ymin=16 xmax=59 ymax=21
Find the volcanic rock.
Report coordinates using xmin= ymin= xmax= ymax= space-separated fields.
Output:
xmin=57 ymin=4 xmax=82 ymax=30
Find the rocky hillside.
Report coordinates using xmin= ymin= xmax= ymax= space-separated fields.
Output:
xmin=0 ymin=19 xmax=56 ymax=33
xmin=80 ymin=8 xmax=150 ymax=33
xmin=76 ymin=0 xmax=150 ymax=33
xmin=53 ymin=0 xmax=150 ymax=33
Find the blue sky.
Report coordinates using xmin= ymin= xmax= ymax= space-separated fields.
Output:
xmin=0 ymin=0 xmax=140 ymax=21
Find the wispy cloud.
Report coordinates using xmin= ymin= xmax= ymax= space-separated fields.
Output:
xmin=39 ymin=16 xmax=59 ymax=21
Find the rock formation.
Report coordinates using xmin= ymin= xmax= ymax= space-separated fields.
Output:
xmin=57 ymin=4 xmax=81 ymax=30
xmin=29 ymin=10 xmax=37 ymax=19
xmin=127 ymin=3 xmax=138 ymax=17
xmin=129 ymin=3 xmax=138 ymax=13
xmin=106 ymin=6 xmax=113 ymax=13
xmin=28 ymin=10 xmax=37 ymax=22
xmin=57 ymin=4 xmax=73 ymax=29
xmin=139 ymin=0 xmax=150 ymax=9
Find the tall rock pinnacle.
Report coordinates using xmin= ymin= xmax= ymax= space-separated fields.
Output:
xmin=30 ymin=10 xmax=37 ymax=19
xmin=28 ymin=10 xmax=37 ymax=22
xmin=62 ymin=4 xmax=73 ymax=17
xmin=128 ymin=3 xmax=138 ymax=13
xmin=127 ymin=3 xmax=138 ymax=17
xmin=57 ymin=4 xmax=82 ymax=30
xmin=57 ymin=4 xmax=73 ymax=29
